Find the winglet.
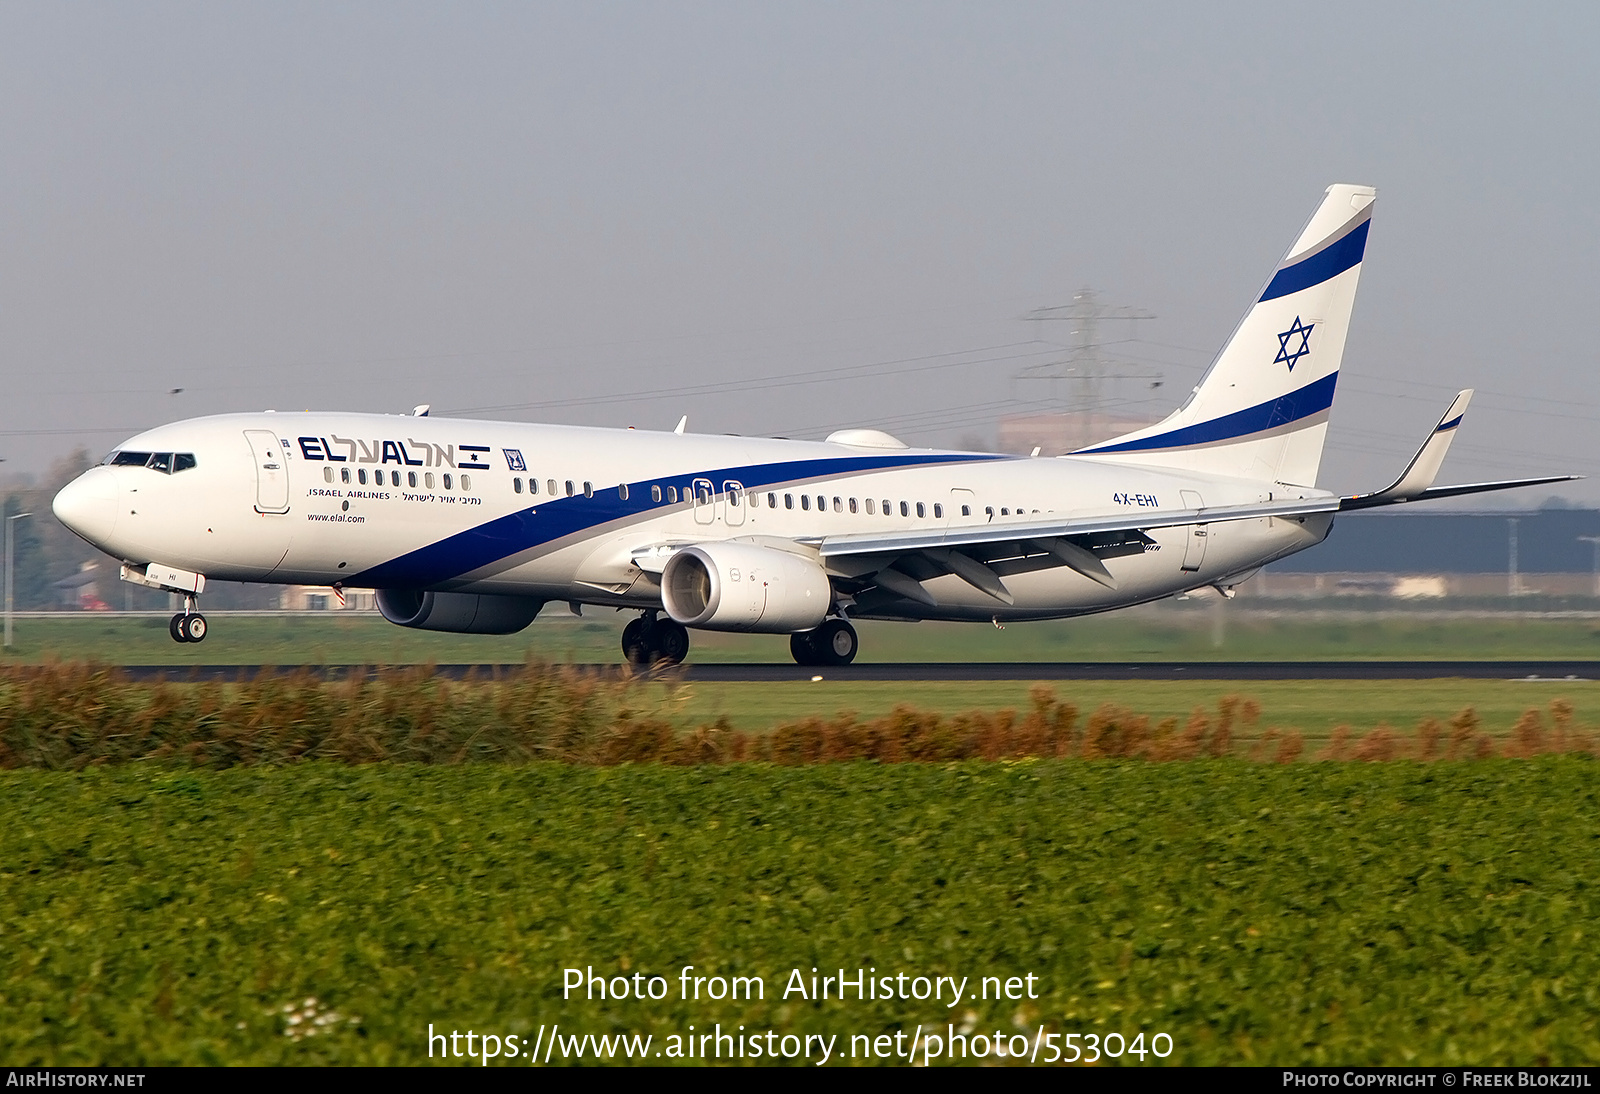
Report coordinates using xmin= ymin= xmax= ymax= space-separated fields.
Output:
xmin=1340 ymin=388 xmax=1581 ymax=511
xmin=1346 ymin=390 xmax=1473 ymax=506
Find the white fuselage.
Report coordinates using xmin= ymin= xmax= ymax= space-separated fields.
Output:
xmin=54 ymin=411 xmax=1333 ymax=623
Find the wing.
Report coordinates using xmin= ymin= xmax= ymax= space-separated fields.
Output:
xmin=815 ymin=495 xmax=1340 ymax=603
xmin=1339 ymin=389 xmax=1580 ymax=511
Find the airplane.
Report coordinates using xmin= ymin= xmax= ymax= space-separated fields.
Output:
xmin=51 ymin=184 xmax=1575 ymax=664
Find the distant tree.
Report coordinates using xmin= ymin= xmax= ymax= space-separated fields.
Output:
xmin=2 ymin=450 xmax=104 ymax=609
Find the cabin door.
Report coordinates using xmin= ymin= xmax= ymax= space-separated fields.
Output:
xmin=245 ymin=430 xmax=291 ymax=514
xmin=1179 ymin=489 xmax=1207 ymax=572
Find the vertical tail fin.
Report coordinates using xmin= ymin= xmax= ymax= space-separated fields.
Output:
xmin=1076 ymin=184 xmax=1375 ymax=487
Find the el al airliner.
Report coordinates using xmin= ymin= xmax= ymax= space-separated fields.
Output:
xmin=52 ymin=185 xmax=1574 ymax=664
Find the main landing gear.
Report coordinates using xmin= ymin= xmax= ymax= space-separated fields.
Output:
xmin=622 ymin=611 xmax=691 ymax=666
xmin=169 ymin=596 xmax=207 ymax=644
xmin=790 ymin=618 xmax=858 ymax=667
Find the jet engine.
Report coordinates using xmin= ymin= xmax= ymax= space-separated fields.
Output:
xmin=375 ymin=589 xmax=544 ymax=634
xmin=661 ymin=542 xmax=831 ymax=633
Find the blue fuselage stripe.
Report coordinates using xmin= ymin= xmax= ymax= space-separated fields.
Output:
xmin=1080 ymin=371 xmax=1339 ymax=455
xmin=350 ymin=451 xmax=1008 ymax=588
xmin=1258 ymin=219 xmax=1369 ymax=302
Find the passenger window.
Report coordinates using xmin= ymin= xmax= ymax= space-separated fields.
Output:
xmin=443 ymin=473 xmax=453 ymax=490
xmin=173 ymin=454 xmax=197 ymax=472
xmin=916 ymin=502 xmax=925 ymax=518
xmin=832 ymin=497 xmax=842 ymax=513
xmin=547 ymin=479 xmax=557 ymax=495
xmin=748 ymin=491 xmax=759 ymax=508
xmin=323 ymin=467 xmax=334 ymax=484
xmin=1001 ymin=507 xmax=1009 ymax=515
xmin=425 ymin=473 xmax=435 ymax=489
xmin=529 ymin=478 xmax=538 ymax=495
xmin=619 ymin=484 xmax=629 ymax=501
xmin=882 ymin=500 xmax=891 ymax=514
xmin=961 ymin=505 xmax=970 ymax=516
xmin=357 ymin=469 xmax=368 ymax=485
xmin=393 ymin=471 xmax=403 ymax=486
xmin=767 ymin=493 xmax=777 ymax=508
xmin=409 ymin=472 xmax=418 ymax=488
xmin=651 ymin=485 xmax=662 ymax=502
xmin=729 ymin=486 xmax=742 ymax=506
xmin=461 ymin=475 xmax=471 ymax=491
xmin=668 ymin=486 xmax=679 ymax=503
xmin=866 ymin=499 xmax=876 ymax=515
xmin=565 ymin=480 xmax=574 ymax=497
xmin=849 ymin=498 xmax=858 ymax=514
xmin=785 ymin=494 xmax=794 ymax=509
xmin=801 ymin=495 xmax=811 ymax=511
xmin=985 ymin=506 xmax=994 ymax=519
xmin=817 ymin=496 xmax=825 ymax=510
xmin=934 ymin=504 xmax=943 ymax=518
xmin=584 ymin=481 xmax=593 ymax=498
xmin=899 ymin=501 xmax=909 ymax=517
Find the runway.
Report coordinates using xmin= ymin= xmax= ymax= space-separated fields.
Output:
xmin=110 ymin=661 xmax=1600 ymax=682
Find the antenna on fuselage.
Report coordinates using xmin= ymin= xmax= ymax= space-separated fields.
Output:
xmin=412 ymin=404 xmax=431 ymax=417
xmin=674 ymin=415 xmax=687 ymax=435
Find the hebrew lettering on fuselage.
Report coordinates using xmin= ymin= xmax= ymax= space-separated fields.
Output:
xmin=298 ymin=436 xmax=469 ymax=469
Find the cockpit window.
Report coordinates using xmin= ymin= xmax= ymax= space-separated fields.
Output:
xmin=108 ymin=451 xmax=196 ymax=474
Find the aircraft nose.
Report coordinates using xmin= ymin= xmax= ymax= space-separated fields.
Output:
xmin=53 ymin=467 xmax=119 ymax=546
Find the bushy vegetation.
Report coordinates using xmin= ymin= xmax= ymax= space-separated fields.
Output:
xmin=1 ymin=663 xmax=1596 ymax=768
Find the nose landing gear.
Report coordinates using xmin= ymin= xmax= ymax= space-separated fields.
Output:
xmin=621 ymin=611 xmax=691 ymax=665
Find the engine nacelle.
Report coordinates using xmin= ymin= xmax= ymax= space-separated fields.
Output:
xmin=661 ymin=542 xmax=831 ymax=633
xmin=375 ymin=589 xmax=544 ymax=634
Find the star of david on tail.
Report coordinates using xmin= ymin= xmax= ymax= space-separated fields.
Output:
xmin=1274 ymin=317 xmax=1314 ymax=372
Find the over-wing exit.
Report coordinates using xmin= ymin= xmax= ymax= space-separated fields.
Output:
xmin=52 ymin=185 xmax=1575 ymax=664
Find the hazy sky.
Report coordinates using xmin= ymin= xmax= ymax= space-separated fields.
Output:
xmin=3 ymin=2 xmax=1597 ymax=504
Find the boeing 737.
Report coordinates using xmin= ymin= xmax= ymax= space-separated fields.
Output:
xmin=52 ymin=184 xmax=1575 ymax=664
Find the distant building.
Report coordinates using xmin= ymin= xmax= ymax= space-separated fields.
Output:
xmin=1250 ymin=506 xmax=1600 ymax=598
xmin=279 ymin=586 xmax=375 ymax=611
xmin=1271 ymin=507 xmax=1600 ymax=573
xmin=51 ymin=561 xmax=110 ymax=610
xmin=996 ymin=411 xmax=1153 ymax=456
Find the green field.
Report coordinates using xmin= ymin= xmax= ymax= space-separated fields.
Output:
xmin=5 ymin=762 xmax=1597 ymax=1066
xmin=4 ymin=607 xmax=1600 ymax=666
